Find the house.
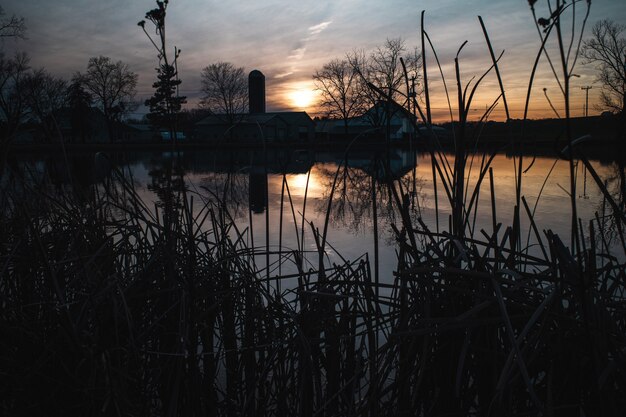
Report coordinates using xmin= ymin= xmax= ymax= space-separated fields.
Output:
xmin=262 ymin=111 xmax=315 ymax=141
xmin=122 ymin=123 xmax=160 ymax=143
xmin=316 ymin=101 xmax=418 ymax=141
xmin=195 ymin=113 xmax=307 ymax=143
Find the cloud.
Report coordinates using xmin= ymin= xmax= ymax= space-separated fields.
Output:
xmin=308 ymin=21 xmax=332 ymax=36
xmin=286 ymin=20 xmax=333 ymax=62
xmin=275 ymin=20 xmax=332 ymax=82
xmin=274 ymin=71 xmax=294 ymax=79
xmin=288 ymin=46 xmax=307 ymax=61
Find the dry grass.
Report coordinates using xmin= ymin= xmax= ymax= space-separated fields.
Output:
xmin=2 ymin=2 xmax=626 ymax=416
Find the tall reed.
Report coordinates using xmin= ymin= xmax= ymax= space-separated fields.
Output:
xmin=1 ymin=2 xmax=625 ymax=416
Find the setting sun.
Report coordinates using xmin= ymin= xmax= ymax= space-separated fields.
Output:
xmin=289 ymin=89 xmax=314 ymax=108
xmin=289 ymin=88 xmax=316 ymax=109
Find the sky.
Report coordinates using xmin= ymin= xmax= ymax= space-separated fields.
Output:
xmin=2 ymin=0 xmax=624 ymax=121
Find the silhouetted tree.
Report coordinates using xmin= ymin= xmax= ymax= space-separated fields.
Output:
xmin=582 ymin=20 xmax=626 ymax=115
xmin=139 ymin=0 xmax=186 ymax=140
xmin=76 ymin=56 xmax=138 ymax=142
xmin=67 ymin=80 xmax=92 ymax=143
xmin=0 ymin=6 xmax=25 ymax=39
xmin=313 ymin=58 xmax=364 ymax=135
xmin=0 ymin=6 xmax=26 ymax=173
xmin=0 ymin=52 xmax=29 ymax=144
xmin=177 ymin=107 xmax=211 ymax=134
xmin=200 ymin=62 xmax=247 ymax=125
xmin=22 ymin=69 xmax=68 ymax=141
xmin=349 ymin=38 xmax=421 ymax=128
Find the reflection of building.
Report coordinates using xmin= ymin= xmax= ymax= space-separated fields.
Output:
xmin=249 ymin=167 xmax=268 ymax=214
xmin=195 ymin=70 xmax=315 ymax=142
xmin=316 ymin=148 xmax=416 ymax=181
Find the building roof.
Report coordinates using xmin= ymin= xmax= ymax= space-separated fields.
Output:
xmin=262 ymin=111 xmax=314 ymax=125
xmin=196 ymin=113 xmax=287 ymax=126
xmin=197 ymin=112 xmax=314 ymax=126
xmin=125 ymin=123 xmax=155 ymax=132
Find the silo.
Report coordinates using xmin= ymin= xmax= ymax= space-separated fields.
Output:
xmin=248 ymin=70 xmax=265 ymax=114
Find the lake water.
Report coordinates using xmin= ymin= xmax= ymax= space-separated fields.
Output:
xmin=4 ymin=147 xmax=623 ymax=282
xmin=101 ymin=147 xmax=624 ymax=281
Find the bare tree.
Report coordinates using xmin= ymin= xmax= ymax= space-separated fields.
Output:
xmin=349 ymin=38 xmax=421 ymax=128
xmin=0 ymin=52 xmax=29 ymax=144
xmin=22 ymin=69 xmax=68 ymax=141
xmin=0 ymin=6 xmax=25 ymax=39
xmin=200 ymin=62 xmax=247 ymax=125
xmin=582 ymin=20 xmax=626 ymax=114
xmin=313 ymin=58 xmax=364 ymax=135
xmin=76 ymin=56 xmax=138 ymax=141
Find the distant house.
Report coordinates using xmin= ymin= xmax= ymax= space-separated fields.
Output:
xmin=160 ymin=130 xmax=187 ymax=141
xmin=262 ymin=111 xmax=315 ymax=141
xmin=195 ymin=112 xmax=313 ymax=143
xmin=316 ymin=101 xmax=417 ymax=141
xmin=122 ymin=123 xmax=160 ymax=143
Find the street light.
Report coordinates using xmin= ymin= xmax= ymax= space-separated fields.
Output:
xmin=581 ymin=86 xmax=592 ymax=117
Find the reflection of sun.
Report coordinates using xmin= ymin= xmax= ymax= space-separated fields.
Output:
xmin=290 ymin=173 xmax=309 ymax=191
xmin=287 ymin=171 xmax=322 ymax=198
xmin=290 ymin=89 xmax=315 ymax=109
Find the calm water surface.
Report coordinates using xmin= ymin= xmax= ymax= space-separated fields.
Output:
xmin=4 ymin=148 xmax=621 ymax=281
xmin=120 ymin=148 xmax=622 ymax=281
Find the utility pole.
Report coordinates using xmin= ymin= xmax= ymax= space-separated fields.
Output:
xmin=581 ymin=86 xmax=592 ymax=117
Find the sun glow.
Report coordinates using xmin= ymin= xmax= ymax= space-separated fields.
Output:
xmin=286 ymin=170 xmax=323 ymax=198
xmin=290 ymin=88 xmax=315 ymax=109
xmin=289 ymin=173 xmax=310 ymax=191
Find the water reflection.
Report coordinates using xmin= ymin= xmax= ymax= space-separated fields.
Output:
xmin=3 ymin=147 xmax=624 ymax=271
xmin=249 ymin=168 xmax=267 ymax=214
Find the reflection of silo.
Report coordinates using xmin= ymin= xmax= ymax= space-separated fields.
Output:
xmin=249 ymin=167 xmax=267 ymax=214
xmin=248 ymin=70 xmax=265 ymax=114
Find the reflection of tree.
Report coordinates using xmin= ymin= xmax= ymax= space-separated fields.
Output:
xmin=592 ymin=161 xmax=626 ymax=250
xmin=200 ymin=171 xmax=249 ymax=219
xmin=147 ymin=156 xmax=187 ymax=215
xmin=315 ymin=157 xmax=424 ymax=242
